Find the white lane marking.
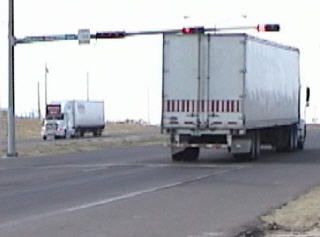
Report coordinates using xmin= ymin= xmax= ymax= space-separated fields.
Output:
xmin=0 ymin=167 xmax=244 ymax=229
xmin=188 ymin=232 xmax=226 ymax=237
xmin=30 ymin=162 xmax=250 ymax=171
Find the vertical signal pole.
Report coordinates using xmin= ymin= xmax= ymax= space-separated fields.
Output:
xmin=7 ymin=0 xmax=17 ymax=157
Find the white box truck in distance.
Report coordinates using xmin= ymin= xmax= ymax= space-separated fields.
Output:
xmin=161 ymin=33 xmax=310 ymax=161
xmin=42 ymin=100 xmax=105 ymax=139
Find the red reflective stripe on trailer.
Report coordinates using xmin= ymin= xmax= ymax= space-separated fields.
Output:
xmin=211 ymin=100 xmax=215 ymax=113
xmin=197 ymin=100 xmax=200 ymax=113
xmin=171 ymin=100 xmax=175 ymax=112
xmin=167 ymin=100 xmax=170 ymax=112
xmin=186 ymin=100 xmax=190 ymax=112
xmin=237 ymin=100 xmax=240 ymax=112
xmin=231 ymin=100 xmax=234 ymax=112
xmin=177 ymin=100 xmax=180 ymax=112
xmin=221 ymin=100 xmax=225 ymax=112
xmin=226 ymin=100 xmax=230 ymax=112
xmin=216 ymin=100 xmax=220 ymax=112
xmin=191 ymin=100 xmax=194 ymax=113
xmin=201 ymin=100 xmax=205 ymax=112
xmin=181 ymin=100 xmax=185 ymax=112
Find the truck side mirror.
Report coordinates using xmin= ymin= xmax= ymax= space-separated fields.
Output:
xmin=306 ymin=87 xmax=310 ymax=107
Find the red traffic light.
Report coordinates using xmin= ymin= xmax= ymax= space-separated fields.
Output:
xmin=257 ymin=24 xmax=280 ymax=32
xmin=181 ymin=27 xmax=205 ymax=34
xmin=95 ymin=31 xmax=126 ymax=39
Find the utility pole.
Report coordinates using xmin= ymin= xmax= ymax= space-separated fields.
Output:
xmin=44 ymin=63 xmax=48 ymax=106
xmin=7 ymin=0 xmax=17 ymax=157
xmin=37 ymin=81 xmax=41 ymax=119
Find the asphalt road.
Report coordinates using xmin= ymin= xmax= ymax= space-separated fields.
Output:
xmin=1 ymin=127 xmax=320 ymax=237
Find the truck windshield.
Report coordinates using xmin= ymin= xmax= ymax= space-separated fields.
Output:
xmin=46 ymin=104 xmax=63 ymax=120
xmin=46 ymin=114 xmax=64 ymax=120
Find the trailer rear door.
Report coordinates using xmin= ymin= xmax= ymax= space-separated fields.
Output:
xmin=207 ymin=35 xmax=244 ymax=129
xmin=162 ymin=34 xmax=243 ymax=130
xmin=162 ymin=34 xmax=202 ymax=128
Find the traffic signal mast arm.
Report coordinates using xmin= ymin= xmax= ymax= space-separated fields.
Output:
xmin=14 ymin=24 xmax=280 ymax=44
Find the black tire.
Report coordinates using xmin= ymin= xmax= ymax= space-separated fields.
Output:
xmin=171 ymin=147 xmax=200 ymax=162
xmin=275 ymin=128 xmax=291 ymax=152
xmin=184 ymin=148 xmax=200 ymax=162
xmin=297 ymin=140 xmax=304 ymax=150
xmin=297 ymin=124 xmax=306 ymax=150
xmin=233 ymin=132 xmax=260 ymax=161
xmin=172 ymin=151 xmax=184 ymax=162
xmin=276 ymin=126 xmax=298 ymax=152
xmin=43 ymin=136 xmax=47 ymax=140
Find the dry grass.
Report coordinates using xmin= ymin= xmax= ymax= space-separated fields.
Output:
xmin=17 ymin=134 xmax=166 ymax=157
xmin=0 ymin=117 xmax=160 ymax=139
xmin=262 ymin=187 xmax=320 ymax=236
xmin=0 ymin=117 xmax=42 ymax=140
xmin=106 ymin=122 xmax=160 ymax=134
xmin=0 ymin=117 xmax=165 ymax=157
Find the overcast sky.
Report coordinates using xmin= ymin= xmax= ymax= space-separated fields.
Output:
xmin=1 ymin=0 xmax=320 ymax=124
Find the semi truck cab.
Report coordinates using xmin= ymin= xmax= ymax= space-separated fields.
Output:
xmin=41 ymin=104 xmax=68 ymax=140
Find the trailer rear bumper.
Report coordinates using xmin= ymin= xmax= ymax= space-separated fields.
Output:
xmin=168 ymin=143 xmax=229 ymax=149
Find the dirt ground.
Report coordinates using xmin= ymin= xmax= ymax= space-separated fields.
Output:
xmin=261 ymin=186 xmax=320 ymax=236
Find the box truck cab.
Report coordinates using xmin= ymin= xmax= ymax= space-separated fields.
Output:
xmin=41 ymin=100 xmax=105 ymax=140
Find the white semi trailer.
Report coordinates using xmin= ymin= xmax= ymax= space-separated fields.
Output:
xmin=161 ymin=33 xmax=310 ymax=161
xmin=41 ymin=100 xmax=105 ymax=139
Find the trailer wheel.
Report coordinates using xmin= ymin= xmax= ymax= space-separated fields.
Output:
xmin=276 ymin=126 xmax=298 ymax=152
xmin=248 ymin=132 xmax=260 ymax=161
xmin=171 ymin=147 xmax=200 ymax=162
xmin=289 ymin=126 xmax=298 ymax=151
xmin=93 ymin=129 xmax=102 ymax=137
xmin=297 ymin=140 xmax=304 ymax=150
xmin=275 ymin=127 xmax=290 ymax=152
xmin=297 ymin=124 xmax=306 ymax=150
xmin=233 ymin=132 xmax=260 ymax=161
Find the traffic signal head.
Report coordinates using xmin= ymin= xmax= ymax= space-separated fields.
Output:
xmin=181 ymin=27 xmax=205 ymax=34
xmin=257 ymin=24 xmax=280 ymax=32
xmin=95 ymin=31 xmax=126 ymax=39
